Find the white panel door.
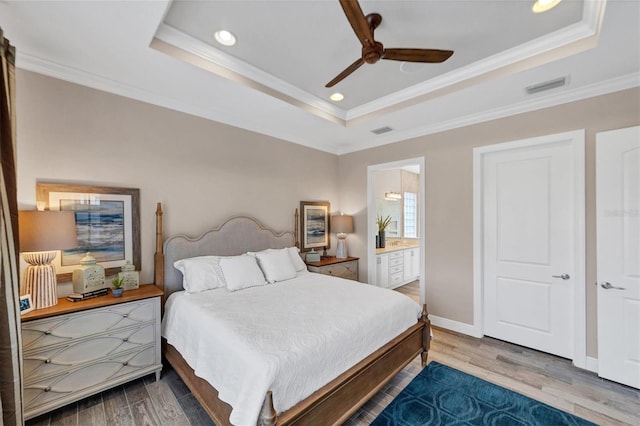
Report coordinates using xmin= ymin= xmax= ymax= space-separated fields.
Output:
xmin=483 ymin=135 xmax=580 ymax=358
xmin=597 ymin=126 xmax=640 ymax=389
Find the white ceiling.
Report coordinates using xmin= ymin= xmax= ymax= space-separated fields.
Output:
xmin=2 ymin=1 xmax=639 ymax=154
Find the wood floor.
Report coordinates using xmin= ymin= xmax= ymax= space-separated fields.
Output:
xmin=27 ymin=282 xmax=639 ymax=426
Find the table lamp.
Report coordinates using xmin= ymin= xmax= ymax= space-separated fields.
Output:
xmin=332 ymin=214 xmax=354 ymax=259
xmin=19 ymin=210 xmax=77 ymax=309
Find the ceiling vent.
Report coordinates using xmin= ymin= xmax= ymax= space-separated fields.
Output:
xmin=525 ymin=76 xmax=568 ymax=95
xmin=371 ymin=126 xmax=394 ymax=135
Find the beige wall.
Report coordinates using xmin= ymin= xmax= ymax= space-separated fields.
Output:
xmin=338 ymin=87 xmax=640 ymax=357
xmin=16 ymin=70 xmax=340 ymax=293
xmin=16 ymin=69 xmax=640 ymax=358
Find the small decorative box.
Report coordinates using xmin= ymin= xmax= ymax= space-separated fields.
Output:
xmin=118 ymin=261 xmax=139 ymax=291
xmin=305 ymin=250 xmax=320 ymax=262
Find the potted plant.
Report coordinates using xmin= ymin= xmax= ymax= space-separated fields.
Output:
xmin=376 ymin=214 xmax=392 ymax=248
xmin=111 ymin=276 xmax=125 ymax=298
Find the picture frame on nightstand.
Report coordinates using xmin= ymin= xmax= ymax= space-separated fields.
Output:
xmin=20 ymin=294 xmax=34 ymax=315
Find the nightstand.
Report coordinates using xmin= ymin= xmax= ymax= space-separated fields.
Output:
xmin=20 ymin=284 xmax=163 ymax=420
xmin=305 ymin=257 xmax=359 ymax=281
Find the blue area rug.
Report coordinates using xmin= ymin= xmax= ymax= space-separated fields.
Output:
xmin=371 ymin=361 xmax=595 ymax=426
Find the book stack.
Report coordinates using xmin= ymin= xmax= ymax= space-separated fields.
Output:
xmin=66 ymin=287 xmax=110 ymax=302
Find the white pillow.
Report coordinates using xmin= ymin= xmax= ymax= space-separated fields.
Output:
xmin=286 ymin=246 xmax=307 ymax=272
xmin=255 ymin=249 xmax=297 ymax=283
xmin=173 ymin=256 xmax=226 ymax=293
xmin=219 ymin=255 xmax=268 ymax=291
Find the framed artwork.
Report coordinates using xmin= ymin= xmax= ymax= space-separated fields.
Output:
xmin=36 ymin=183 xmax=141 ymax=281
xmin=300 ymin=201 xmax=330 ymax=251
xmin=19 ymin=294 xmax=34 ymax=315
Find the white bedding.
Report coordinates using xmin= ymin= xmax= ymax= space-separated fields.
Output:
xmin=161 ymin=271 xmax=421 ymax=426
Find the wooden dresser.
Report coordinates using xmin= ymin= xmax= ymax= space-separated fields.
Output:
xmin=305 ymin=257 xmax=359 ymax=281
xmin=20 ymin=285 xmax=163 ymax=420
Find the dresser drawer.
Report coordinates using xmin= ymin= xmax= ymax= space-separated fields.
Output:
xmin=24 ymin=345 xmax=157 ymax=413
xmin=24 ymin=322 xmax=156 ymax=381
xmin=22 ymin=299 xmax=156 ymax=352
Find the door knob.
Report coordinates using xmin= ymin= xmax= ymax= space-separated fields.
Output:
xmin=600 ymin=282 xmax=626 ymax=290
xmin=552 ymin=273 xmax=570 ymax=280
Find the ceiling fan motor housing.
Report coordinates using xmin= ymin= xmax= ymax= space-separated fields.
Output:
xmin=363 ymin=42 xmax=384 ymax=64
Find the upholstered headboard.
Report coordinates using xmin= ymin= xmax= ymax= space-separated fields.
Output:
xmin=156 ymin=205 xmax=296 ymax=300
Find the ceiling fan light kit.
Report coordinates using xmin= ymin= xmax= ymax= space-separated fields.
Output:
xmin=326 ymin=0 xmax=454 ymax=88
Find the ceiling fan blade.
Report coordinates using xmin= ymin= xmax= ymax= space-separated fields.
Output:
xmin=339 ymin=0 xmax=375 ymax=47
xmin=383 ymin=48 xmax=454 ymax=63
xmin=325 ymin=58 xmax=365 ymax=88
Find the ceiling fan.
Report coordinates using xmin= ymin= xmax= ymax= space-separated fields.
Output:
xmin=326 ymin=0 xmax=454 ymax=88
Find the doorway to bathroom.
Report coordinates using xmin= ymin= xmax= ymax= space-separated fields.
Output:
xmin=367 ymin=157 xmax=425 ymax=304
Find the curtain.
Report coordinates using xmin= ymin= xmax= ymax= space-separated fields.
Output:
xmin=0 ymin=27 xmax=22 ymax=426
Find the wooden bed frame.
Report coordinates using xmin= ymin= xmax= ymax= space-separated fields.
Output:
xmin=153 ymin=203 xmax=430 ymax=426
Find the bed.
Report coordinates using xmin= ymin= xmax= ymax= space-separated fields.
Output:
xmin=153 ymin=203 xmax=430 ymax=426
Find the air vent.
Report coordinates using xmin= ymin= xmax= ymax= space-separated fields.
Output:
xmin=371 ymin=126 xmax=393 ymax=135
xmin=525 ymin=76 xmax=568 ymax=95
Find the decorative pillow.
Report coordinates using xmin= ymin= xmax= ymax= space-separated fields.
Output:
xmin=219 ymin=255 xmax=267 ymax=291
xmin=286 ymin=246 xmax=307 ymax=272
xmin=173 ymin=256 xmax=226 ymax=293
xmin=255 ymin=249 xmax=297 ymax=283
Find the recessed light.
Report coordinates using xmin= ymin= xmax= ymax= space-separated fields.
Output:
xmin=330 ymin=93 xmax=344 ymax=102
xmin=532 ymin=0 xmax=562 ymax=13
xmin=214 ymin=30 xmax=236 ymax=46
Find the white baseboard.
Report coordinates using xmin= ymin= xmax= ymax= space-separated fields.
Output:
xmin=429 ymin=316 xmax=600 ymax=374
xmin=585 ymin=356 xmax=599 ymax=373
xmin=430 ymin=315 xmax=483 ymax=338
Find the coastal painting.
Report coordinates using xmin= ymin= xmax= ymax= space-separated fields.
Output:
xmin=36 ymin=183 xmax=141 ymax=281
xmin=59 ymin=199 xmax=125 ymax=265
xmin=300 ymin=201 xmax=330 ymax=251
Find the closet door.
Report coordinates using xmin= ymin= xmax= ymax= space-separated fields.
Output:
xmin=596 ymin=126 xmax=640 ymax=389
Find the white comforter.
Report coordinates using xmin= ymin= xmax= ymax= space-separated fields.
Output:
xmin=161 ymin=271 xmax=421 ymax=426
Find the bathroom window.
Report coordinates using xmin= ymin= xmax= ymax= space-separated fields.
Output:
xmin=404 ymin=192 xmax=417 ymax=238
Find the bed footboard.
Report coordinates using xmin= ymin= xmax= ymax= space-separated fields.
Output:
xmin=256 ymin=304 xmax=430 ymax=426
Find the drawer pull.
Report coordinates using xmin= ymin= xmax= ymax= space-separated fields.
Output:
xmin=122 ymin=338 xmax=128 ymax=342
xmin=44 ymin=331 xmax=51 ymax=335
xmin=122 ymin=314 xmax=128 ymax=318
xmin=44 ymin=386 xmax=51 ymax=392
xmin=44 ymin=359 xmax=51 ymax=364
xmin=122 ymin=361 xmax=128 ymax=366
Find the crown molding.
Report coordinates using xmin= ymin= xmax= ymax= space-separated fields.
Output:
xmin=153 ymin=23 xmax=346 ymax=121
xmin=17 ymin=54 xmax=636 ymax=157
xmin=16 ymin=52 xmax=333 ymax=154
xmin=346 ymin=1 xmax=604 ymax=121
xmin=152 ymin=1 xmax=606 ymax=126
xmin=338 ymin=72 xmax=640 ymax=155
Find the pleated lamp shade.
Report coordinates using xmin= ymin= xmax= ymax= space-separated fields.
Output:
xmin=19 ymin=210 xmax=77 ymax=309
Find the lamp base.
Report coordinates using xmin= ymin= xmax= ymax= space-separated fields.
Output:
xmin=336 ymin=234 xmax=348 ymax=259
xmin=21 ymin=251 xmax=59 ymax=309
